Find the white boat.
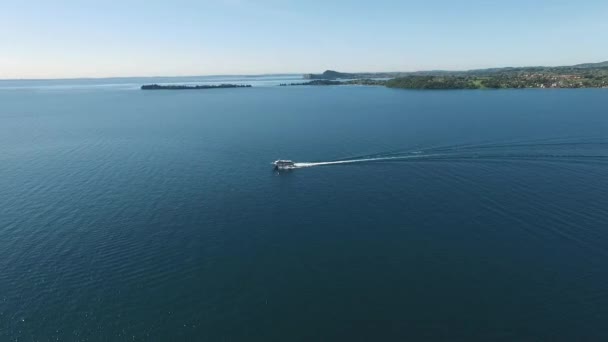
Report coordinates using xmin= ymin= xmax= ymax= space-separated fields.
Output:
xmin=273 ymin=160 xmax=296 ymax=169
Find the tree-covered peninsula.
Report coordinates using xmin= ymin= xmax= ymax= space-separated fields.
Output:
xmin=299 ymin=61 xmax=608 ymax=89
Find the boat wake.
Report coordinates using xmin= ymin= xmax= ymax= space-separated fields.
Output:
xmin=292 ymin=153 xmax=440 ymax=168
xmin=277 ymin=137 xmax=608 ymax=170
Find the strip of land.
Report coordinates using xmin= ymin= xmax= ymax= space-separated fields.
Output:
xmin=141 ymin=61 xmax=608 ymax=90
xmin=141 ymin=84 xmax=251 ymax=90
xmin=280 ymin=79 xmax=385 ymax=87
xmin=299 ymin=61 xmax=608 ymax=89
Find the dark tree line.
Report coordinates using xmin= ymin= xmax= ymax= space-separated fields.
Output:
xmin=386 ymin=76 xmax=479 ymax=89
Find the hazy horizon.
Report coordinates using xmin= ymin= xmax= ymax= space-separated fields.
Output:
xmin=2 ymin=59 xmax=607 ymax=81
xmin=2 ymin=0 xmax=608 ymax=79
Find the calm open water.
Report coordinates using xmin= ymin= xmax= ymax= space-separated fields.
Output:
xmin=1 ymin=77 xmax=607 ymax=341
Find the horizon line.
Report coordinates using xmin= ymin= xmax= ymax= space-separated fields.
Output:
xmin=1 ymin=59 xmax=605 ymax=82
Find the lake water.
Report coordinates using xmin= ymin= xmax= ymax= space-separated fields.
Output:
xmin=1 ymin=76 xmax=607 ymax=341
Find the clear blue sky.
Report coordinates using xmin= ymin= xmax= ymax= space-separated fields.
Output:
xmin=1 ymin=0 xmax=607 ymax=78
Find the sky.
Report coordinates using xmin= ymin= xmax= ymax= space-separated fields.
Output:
xmin=1 ymin=0 xmax=607 ymax=79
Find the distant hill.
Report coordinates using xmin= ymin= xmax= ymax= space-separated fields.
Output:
xmin=571 ymin=61 xmax=608 ymax=68
xmin=303 ymin=61 xmax=608 ymax=79
xmin=303 ymin=70 xmax=353 ymax=79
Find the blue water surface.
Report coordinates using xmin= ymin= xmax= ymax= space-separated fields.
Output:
xmin=1 ymin=78 xmax=607 ymax=341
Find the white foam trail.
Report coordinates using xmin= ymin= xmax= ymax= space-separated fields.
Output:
xmin=293 ymin=153 xmax=440 ymax=168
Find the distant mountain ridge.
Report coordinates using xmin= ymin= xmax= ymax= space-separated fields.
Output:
xmin=571 ymin=61 xmax=608 ymax=68
xmin=303 ymin=61 xmax=608 ymax=79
